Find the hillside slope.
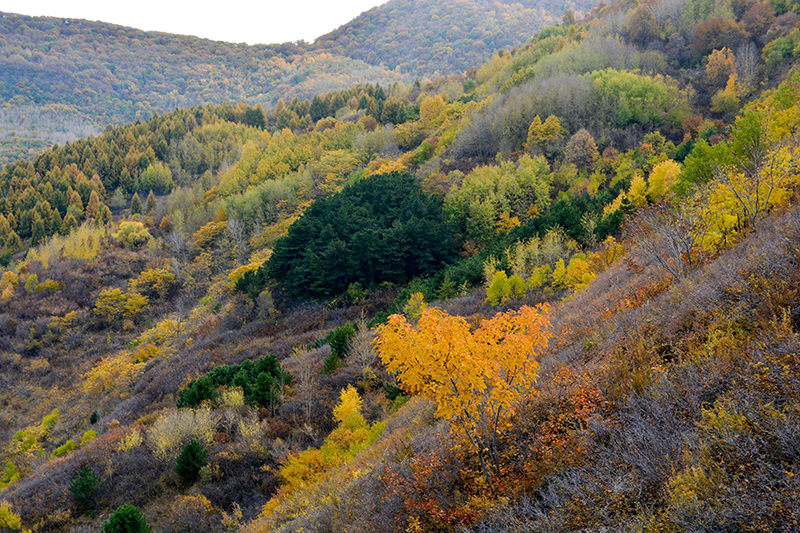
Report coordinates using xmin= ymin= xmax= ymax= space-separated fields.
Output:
xmin=1 ymin=0 xmax=800 ymax=530
xmin=0 ymin=0 xmax=586 ymax=164
xmin=0 ymin=13 xmax=401 ymax=164
xmin=312 ymin=0 xmax=595 ymax=77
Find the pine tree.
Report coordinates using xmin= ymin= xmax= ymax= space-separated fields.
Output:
xmin=176 ymin=439 xmax=207 ymax=485
xmin=102 ymin=505 xmax=151 ymax=533
xmin=69 ymin=466 xmax=101 ymax=513
xmin=130 ymin=193 xmax=142 ymax=215
xmin=86 ymin=190 xmax=102 ymax=220
xmin=31 ymin=215 xmax=46 ymax=246
xmin=62 ymin=213 xmax=78 ymax=235
xmin=145 ymin=191 xmax=156 ymax=214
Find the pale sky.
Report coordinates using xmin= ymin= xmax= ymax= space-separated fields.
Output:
xmin=0 ymin=0 xmax=389 ymax=44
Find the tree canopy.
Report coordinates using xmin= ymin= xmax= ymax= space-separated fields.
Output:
xmin=261 ymin=172 xmax=459 ymax=298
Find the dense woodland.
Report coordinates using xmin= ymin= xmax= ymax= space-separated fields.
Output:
xmin=2 ymin=0 xmax=800 ymax=531
xmin=0 ymin=0 xmax=591 ymax=164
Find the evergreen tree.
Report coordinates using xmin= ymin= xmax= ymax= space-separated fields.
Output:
xmin=102 ymin=505 xmax=152 ymax=533
xmin=31 ymin=216 xmax=46 ymax=246
xmin=130 ymin=193 xmax=142 ymax=215
xmin=69 ymin=466 xmax=101 ymax=513
xmin=145 ymin=191 xmax=156 ymax=214
xmin=175 ymin=439 xmax=207 ymax=485
xmin=262 ymin=173 xmax=459 ymax=299
xmin=62 ymin=213 xmax=78 ymax=235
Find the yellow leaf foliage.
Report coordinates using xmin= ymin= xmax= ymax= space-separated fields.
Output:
xmin=228 ymin=260 xmax=266 ymax=285
xmin=94 ymin=288 xmax=149 ymax=325
xmin=0 ymin=500 xmax=29 ymax=532
xmin=403 ymin=292 xmax=428 ymax=321
xmin=113 ymin=220 xmax=152 ymax=249
xmin=83 ymin=354 xmax=141 ymax=396
xmin=485 ymin=270 xmax=527 ymax=306
xmin=647 ymin=160 xmax=682 ymax=201
xmin=628 ymin=171 xmax=648 ymax=206
xmin=117 ymin=428 xmax=144 ymax=452
xmin=19 ymin=222 xmax=105 ymax=270
xmin=130 ymin=268 xmax=177 ymax=299
xmin=7 ymin=409 xmax=59 ymax=457
xmin=193 ymin=220 xmax=228 ymax=249
xmin=278 ymin=386 xmax=384 ymax=492
xmin=333 ymin=385 xmax=364 ymax=429
xmin=80 ymin=429 xmax=97 ymax=446
xmin=148 ymin=407 xmax=216 ymax=461
xmin=375 ymin=305 xmax=551 ymax=471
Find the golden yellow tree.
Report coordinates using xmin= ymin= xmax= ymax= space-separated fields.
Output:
xmin=702 ymin=112 xmax=800 ymax=251
xmin=647 ymin=160 xmax=682 ymax=201
xmin=375 ymin=305 xmax=551 ymax=480
xmin=705 ymin=48 xmax=735 ymax=88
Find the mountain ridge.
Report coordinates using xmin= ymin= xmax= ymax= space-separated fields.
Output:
xmin=0 ymin=0 xmax=588 ymax=164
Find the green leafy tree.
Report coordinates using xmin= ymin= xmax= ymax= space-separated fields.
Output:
xmin=138 ymin=164 xmax=174 ymax=195
xmin=114 ymin=221 xmax=151 ymax=249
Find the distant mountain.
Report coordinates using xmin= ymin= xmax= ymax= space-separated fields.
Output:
xmin=0 ymin=12 xmax=403 ymax=164
xmin=0 ymin=0 xmax=590 ymax=163
xmin=313 ymin=0 xmax=596 ymax=77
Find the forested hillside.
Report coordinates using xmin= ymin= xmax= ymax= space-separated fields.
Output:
xmin=0 ymin=0 xmax=587 ymax=164
xmin=1 ymin=0 xmax=800 ymax=530
xmin=0 ymin=13 xmax=401 ymax=165
xmin=313 ymin=0 xmax=597 ymax=77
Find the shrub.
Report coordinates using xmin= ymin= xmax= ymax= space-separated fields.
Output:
xmin=402 ymin=292 xmax=428 ymax=320
xmin=165 ymin=495 xmax=217 ymax=533
xmin=148 ymin=407 xmax=215 ymax=461
xmin=80 ymin=430 xmax=97 ymax=446
xmin=176 ymin=355 xmax=290 ymax=410
xmin=117 ymin=428 xmax=144 ymax=452
xmin=69 ymin=466 xmax=101 ymax=513
xmin=94 ymin=288 xmax=149 ymax=326
xmin=278 ymin=386 xmax=384 ymax=492
xmin=0 ymin=461 xmax=20 ymax=489
xmin=486 ymin=270 xmax=527 ymax=306
xmin=129 ymin=268 xmax=178 ymax=300
xmin=83 ymin=354 xmax=141 ymax=395
xmin=176 ymin=439 xmax=207 ymax=485
xmin=24 ymin=274 xmax=38 ymax=293
xmin=0 ymin=500 xmax=25 ymax=531
xmin=52 ymin=440 xmax=78 ymax=458
xmin=114 ymin=221 xmax=151 ymax=249
xmin=102 ymin=505 xmax=152 ymax=533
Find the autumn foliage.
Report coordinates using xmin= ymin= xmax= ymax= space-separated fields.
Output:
xmin=376 ymin=305 xmax=551 ymax=478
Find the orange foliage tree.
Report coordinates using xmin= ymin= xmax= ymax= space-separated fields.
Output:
xmin=375 ymin=305 xmax=551 ymax=480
